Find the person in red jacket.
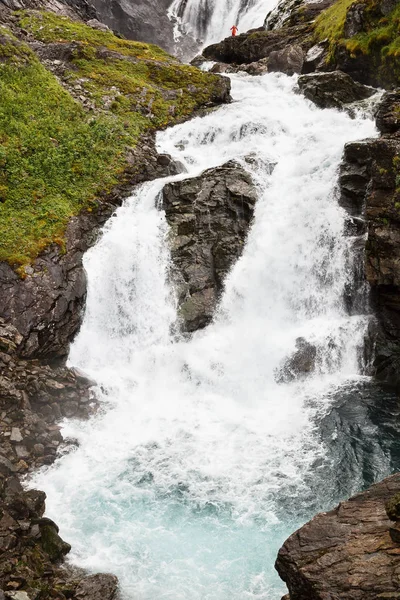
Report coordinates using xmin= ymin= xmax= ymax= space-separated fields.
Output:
xmin=230 ymin=25 xmax=238 ymax=36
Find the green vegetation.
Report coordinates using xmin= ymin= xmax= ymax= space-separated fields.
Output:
xmin=314 ymin=0 xmax=355 ymax=47
xmin=344 ymin=2 xmax=400 ymax=58
xmin=0 ymin=12 xmax=225 ymax=267
xmin=314 ymin=0 xmax=400 ymax=78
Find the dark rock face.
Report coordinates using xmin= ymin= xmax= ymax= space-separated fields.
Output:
xmin=202 ymin=25 xmax=311 ymax=70
xmin=297 ymin=71 xmax=376 ymax=110
xmin=162 ymin=161 xmax=257 ymax=332
xmin=89 ymin=0 xmax=176 ymax=53
xmin=0 ymin=318 xmax=120 ymax=597
xmin=276 ymin=338 xmax=317 ymax=383
xmin=338 ymin=92 xmax=400 ymax=386
xmin=376 ymin=91 xmax=400 ymax=134
xmin=276 ymin=473 xmax=400 ymax=600
xmin=0 ymin=141 xmax=183 ymax=361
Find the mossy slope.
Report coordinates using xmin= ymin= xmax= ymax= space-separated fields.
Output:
xmin=0 ymin=12 xmax=228 ymax=266
xmin=314 ymin=0 xmax=400 ymax=86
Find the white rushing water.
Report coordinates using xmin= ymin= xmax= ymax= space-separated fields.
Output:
xmin=32 ymin=73 xmax=378 ymax=599
xmin=169 ymin=0 xmax=273 ymax=47
xmin=33 ymin=69 xmax=374 ymax=600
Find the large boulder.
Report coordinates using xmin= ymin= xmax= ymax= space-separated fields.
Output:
xmin=202 ymin=25 xmax=311 ymax=67
xmin=75 ymin=573 xmax=118 ymax=600
xmin=297 ymin=71 xmax=376 ymax=110
xmin=276 ymin=473 xmax=400 ymax=600
xmin=162 ymin=161 xmax=258 ymax=332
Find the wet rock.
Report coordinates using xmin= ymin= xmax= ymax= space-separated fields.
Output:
xmin=297 ymin=71 xmax=376 ymax=110
xmin=202 ymin=25 xmax=311 ymax=66
xmin=38 ymin=521 xmax=71 ymax=562
xmin=75 ymin=573 xmax=118 ymax=600
xmin=89 ymin=0 xmax=177 ymax=53
xmin=0 ymin=140 xmax=188 ymax=360
xmin=376 ymin=91 xmax=400 ymax=134
xmin=276 ymin=472 xmax=400 ymax=600
xmin=267 ymin=44 xmax=304 ymax=76
xmin=162 ymin=161 xmax=258 ymax=332
xmin=276 ymin=338 xmax=317 ymax=383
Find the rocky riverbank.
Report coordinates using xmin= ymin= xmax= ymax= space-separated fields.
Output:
xmin=276 ymin=473 xmax=400 ymax=600
xmin=0 ymin=1 xmax=231 ymax=597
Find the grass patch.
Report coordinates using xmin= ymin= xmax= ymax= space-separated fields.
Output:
xmin=0 ymin=13 xmax=227 ymax=267
xmin=314 ymin=0 xmax=355 ymax=46
xmin=344 ymin=2 xmax=400 ymax=57
xmin=314 ymin=0 xmax=400 ymax=83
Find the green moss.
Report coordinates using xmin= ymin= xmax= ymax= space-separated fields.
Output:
xmin=314 ymin=0 xmax=355 ymax=46
xmin=314 ymin=0 xmax=400 ymax=83
xmin=344 ymin=2 xmax=400 ymax=57
xmin=0 ymin=13 xmax=226 ymax=266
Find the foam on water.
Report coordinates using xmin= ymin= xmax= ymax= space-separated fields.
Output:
xmin=31 ymin=73 xmax=379 ymax=599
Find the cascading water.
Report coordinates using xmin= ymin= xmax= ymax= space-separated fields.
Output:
xmin=168 ymin=0 xmax=274 ymax=47
xmin=30 ymin=70 xmax=386 ymax=599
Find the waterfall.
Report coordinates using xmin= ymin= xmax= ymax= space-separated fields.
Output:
xmin=168 ymin=0 xmax=274 ymax=47
xmin=30 ymin=70 xmax=381 ymax=600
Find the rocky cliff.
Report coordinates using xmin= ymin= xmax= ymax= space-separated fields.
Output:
xmin=0 ymin=3 xmax=231 ymax=598
xmin=338 ymin=91 xmax=400 ymax=387
xmin=201 ymin=0 xmax=400 ymax=88
xmin=163 ymin=161 xmax=257 ymax=332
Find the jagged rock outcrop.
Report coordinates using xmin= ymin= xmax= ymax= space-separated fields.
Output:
xmin=0 ymin=318 xmax=119 ymax=599
xmin=89 ymin=0 xmax=176 ymax=53
xmin=0 ymin=0 xmax=96 ymax=20
xmin=276 ymin=338 xmax=317 ymax=383
xmin=297 ymin=71 xmax=376 ymax=110
xmin=0 ymin=143 xmax=181 ymax=360
xmin=202 ymin=25 xmax=311 ymax=74
xmin=0 ymin=11 xmax=231 ymax=359
xmin=338 ymin=91 xmax=400 ymax=386
xmin=276 ymin=473 xmax=400 ymax=600
xmin=162 ymin=161 xmax=257 ymax=332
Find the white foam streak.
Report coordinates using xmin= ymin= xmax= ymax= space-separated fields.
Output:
xmin=32 ymin=72 xmax=377 ymax=600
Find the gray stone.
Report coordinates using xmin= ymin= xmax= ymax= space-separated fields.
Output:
xmin=298 ymin=71 xmax=376 ymax=110
xmin=10 ymin=428 xmax=23 ymax=443
xmin=267 ymin=44 xmax=304 ymax=76
xmin=5 ymin=592 xmax=31 ymax=600
xmin=86 ymin=18 xmax=110 ymax=32
xmin=75 ymin=574 xmax=118 ymax=600
xmin=162 ymin=161 xmax=258 ymax=332
xmin=276 ymin=338 xmax=317 ymax=383
xmin=276 ymin=473 xmax=400 ymax=600
xmin=0 ymin=455 xmax=16 ymax=476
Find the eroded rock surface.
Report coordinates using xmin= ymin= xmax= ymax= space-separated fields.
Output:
xmin=298 ymin=71 xmax=376 ymax=110
xmin=276 ymin=473 xmax=400 ymax=600
xmin=162 ymin=161 xmax=257 ymax=332
xmin=0 ymin=142 xmax=182 ymax=360
xmin=338 ymin=91 xmax=400 ymax=386
xmin=0 ymin=318 xmax=119 ymax=598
